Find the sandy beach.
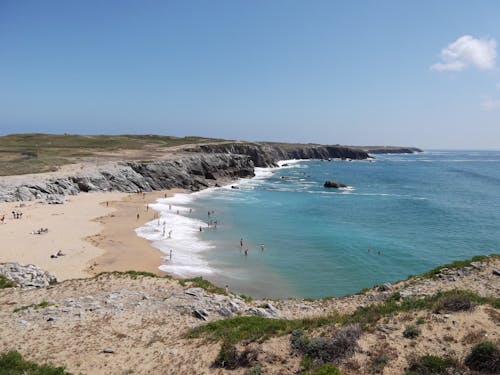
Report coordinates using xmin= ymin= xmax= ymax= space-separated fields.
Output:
xmin=0 ymin=189 xmax=184 ymax=281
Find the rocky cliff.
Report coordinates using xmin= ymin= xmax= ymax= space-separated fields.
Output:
xmin=0 ymin=142 xmax=419 ymax=202
xmin=0 ymin=153 xmax=254 ymax=202
xmin=183 ymin=142 xmax=370 ymax=167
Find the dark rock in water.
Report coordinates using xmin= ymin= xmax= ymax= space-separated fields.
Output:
xmin=324 ymin=180 xmax=347 ymax=188
xmin=231 ymin=185 xmax=239 ymax=189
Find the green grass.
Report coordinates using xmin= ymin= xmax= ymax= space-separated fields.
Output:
xmin=188 ymin=289 xmax=500 ymax=345
xmin=14 ymin=301 xmax=52 ymax=313
xmin=178 ymin=276 xmax=227 ymax=295
xmin=405 ymin=355 xmax=455 ymax=375
xmin=0 ymin=350 xmax=70 ymax=374
xmin=419 ymin=254 xmax=500 ymax=279
xmin=96 ymin=270 xmax=172 ymax=280
xmin=0 ymin=133 xmax=229 ymax=175
xmin=304 ymin=363 xmax=342 ymax=375
xmin=0 ymin=275 xmax=15 ymax=289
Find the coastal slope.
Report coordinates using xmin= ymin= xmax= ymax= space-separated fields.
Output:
xmin=0 ymin=256 xmax=498 ymax=374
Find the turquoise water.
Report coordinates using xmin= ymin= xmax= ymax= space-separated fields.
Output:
xmin=152 ymin=151 xmax=500 ymax=299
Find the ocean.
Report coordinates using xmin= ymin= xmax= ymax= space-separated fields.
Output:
xmin=136 ymin=150 xmax=500 ymax=299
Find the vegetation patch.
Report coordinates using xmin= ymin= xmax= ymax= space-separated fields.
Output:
xmin=304 ymin=363 xmax=342 ymax=375
xmin=464 ymin=341 xmax=500 ymax=373
xmin=419 ymin=254 xmax=499 ymax=280
xmin=179 ymin=277 xmax=227 ymax=295
xmin=212 ymin=342 xmax=258 ymax=370
xmin=14 ymin=301 xmax=52 ymax=313
xmin=189 ymin=289 xmax=499 ymax=344
xmin=0 ymin=275 xmax=15 ymax=289
xmin=0 ymin=133 xmax=229 ymax=175
xmin=0 ymin=350 xmax=70 ymax=374
xmin=291 ymin=324 xmax=361 ymax=365
xmin=403 ymin=325 xmax=421 ymax=339
xmin=97 ymin=270 xmax=171 ymax=280
xmin=405 ymin=355 xmax=455 ymax=375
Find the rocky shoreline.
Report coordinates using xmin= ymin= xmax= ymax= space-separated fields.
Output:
xmin=0 ymin=142 xmax=420 ymax=202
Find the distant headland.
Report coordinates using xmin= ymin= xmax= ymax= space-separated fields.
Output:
xmin=0 ymin=133 xmax=421 ymax=202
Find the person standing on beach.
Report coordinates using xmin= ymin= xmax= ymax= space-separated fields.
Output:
xmin=136 ymin=213 xmax=140 ymax=220
xmin=169 ymin=249 xmax=172 ymax=261
xmin=168 ymin=230 xmax=172 ymax=239
xmin=260 ymin=244 xmax=265 ymax=251
xmin=240 ymin=238 xmax=244 ymax=248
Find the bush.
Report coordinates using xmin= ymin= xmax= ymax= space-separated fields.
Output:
xmin=416 ymin=317 xmax=425 ymax=325
xmin=290 ymin=324 xmax=361 ymax=365
xmin=370 ymin=355 xmax=389 ymax=374
xmin=403 ymin=325 xmax=421 ymax=339
xmin=305 ymin=363 xmax=342 ymax=375
xmin=406 ymin=355 xmax=454 ymax=374
xmin=435 ymin=295 xmax=474 ymax=313
xmin=464 ymin=341 xmax=500 ymax=373
xmin=0 ymin=275 xmax=15 ymax=289
xmin=212 ymin=342 xmax=258 ymax=369
xmin=0 ymin=350 xmax=69 ymax=374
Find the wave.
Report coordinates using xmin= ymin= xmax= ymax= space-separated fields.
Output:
xmin=136 ymin=195 xmax=215 ymax=277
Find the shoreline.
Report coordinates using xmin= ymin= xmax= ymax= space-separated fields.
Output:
xmin=86 ymin=189 xmax=187 ymax=276
xmin=0 ymin=189 xmax=186 ymax=281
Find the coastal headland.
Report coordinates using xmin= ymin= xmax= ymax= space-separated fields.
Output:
xmin=2 ymin=134 xmax=498 ymax=374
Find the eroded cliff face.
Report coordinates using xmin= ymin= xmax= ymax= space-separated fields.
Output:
xmin=0 ymin=153 xmax=254 ymax=202
xmin=183 ymin=143 xmax=370 ymax=167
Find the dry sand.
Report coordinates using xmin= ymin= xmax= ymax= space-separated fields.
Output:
xmin=0 ymin=189 xmax=184 ymax=281
xmin=87 ymin=189 xmax=185 ymax=276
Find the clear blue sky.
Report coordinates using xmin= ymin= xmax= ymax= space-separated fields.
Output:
xmin=1 ymin=1 xmax=500 ymax=149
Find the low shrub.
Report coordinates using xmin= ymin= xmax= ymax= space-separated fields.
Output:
xmin=406 ymin=355 xmax=454 ymax=374
xmin=180 ymin=277 xmax=227 ymax=295
xmin=0 ymin=275 xmax=15 ymax=289
xmin=0 ymin=350 xmax=69 ymax=374
xmin=212 ymin=342 xmax=258 ymax=369
xmin=305 ymin=363 xmax=342 ymax=375
xmin=434 ymin=295 xmax=473 ymax=313
xmin=464 ymin=341 xmax=500 ymax=373
xmin=291 ymin=324 xmax=361 ymax=365
xmin=369 ymin=355 xmax=389 ymax=374
xmin=403 ymin=325 xmax=421 ymax=339
xmin=14 ymin=301 xmax=52 ymax=313
xmin=416 ymin=317 xmax=425 ymax=325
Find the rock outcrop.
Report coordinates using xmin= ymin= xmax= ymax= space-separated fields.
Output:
xmin=0 ymin=153 xmax=254 ymax=202
xmin=183 ymin=142 xmax=370 ymax=167
xmin=0 ymin=263 xmax=57 ymax=288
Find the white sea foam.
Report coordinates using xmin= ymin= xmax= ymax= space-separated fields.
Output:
xmin=135 ymin=194 xmax=215 ymax=277
xmin=135 ymin=158 xmax=311 ymax=277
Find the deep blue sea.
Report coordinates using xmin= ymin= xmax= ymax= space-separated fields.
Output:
xmin=137 ymin=150 xmax=500 ymax=299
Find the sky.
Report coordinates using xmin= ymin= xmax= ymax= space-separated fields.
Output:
xmin=1 ymin=1 xmax=500 ymax=149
